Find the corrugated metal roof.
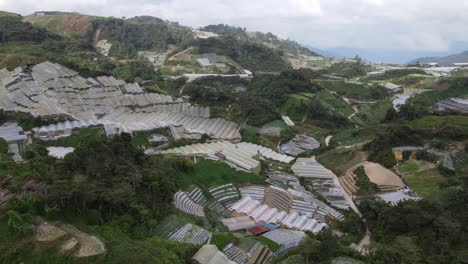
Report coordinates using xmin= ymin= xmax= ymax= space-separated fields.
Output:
xmin=0 ymin=124 xmax=27 ymax=142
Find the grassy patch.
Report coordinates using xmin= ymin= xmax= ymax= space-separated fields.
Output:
xmin=275 ymin=255 xmax=305 ymax=264
xmin=331 ymin=125 xmax=386 ymax=147
xmin=352 ymin=99 xmax=393 ymax=125
xmin=132 ymin=128 xmax=171 ymax=148
xmin=316 ymin=80 xmax=388 ymax=101
xmin=262 ymin=120 xmax=288 ymax=129
xmin=281 ymin=94 xmax=311 ymax=119
xmin=397 ymin=160 xmax=436 ymax=174
xmin=318 ymin=148 xmax=367 ymax=176
xmin=44 ymin=127 xmax=104 ymax=147
xmin=404 ymin=169 xmax=447 ymax=197
xmin=315 ymin=90 xmax=354 ymax=117
xmin=174 ymin=159 xmax=265 ymax=189
xmin=408 ymin=115 xmax=468 ymax=129
xmin=79 ymin=220 xmax=198 ymax=263
xmin=257 ymin=236 xmax=281 ymax=252
xmin=211 ymin=233 xmax=238 ymax=249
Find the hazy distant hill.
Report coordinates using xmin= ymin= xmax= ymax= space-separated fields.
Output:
xmin=305 ymin=45 xmax=344 ymax=59
xmin=409 ymin=50 xmax=468 ymax=66
xmin=0 ymin=11 xmax=21 ymax=17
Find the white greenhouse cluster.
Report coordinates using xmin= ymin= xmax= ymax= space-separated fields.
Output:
xmin=0 ymin=62 xmax=240 ymax=141
xmin=192 ymin=245 xmax=236 ymax=264
xmin=33 ymin=119 xmax=98 ymax=139
xmin=230 ymin=195 xmax=328 ymax=233
xmin=261 ymin=229 xmax=306 ymax=246
xmin=173 ymin=191 xmax=206 ymax=217
xmin=168 ymin=223 xmax=211 ymax=245
xmin=292 ymin=157 xmax=349 ymax=209
xmin=47 ymin=147 xmax=75 ymax=159
xmin=208 ymin=184 xmax=241 ymax=207
xmin=156 ymin=141 xmax=294 ymax=173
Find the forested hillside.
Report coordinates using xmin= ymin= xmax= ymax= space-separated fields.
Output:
xmin=0 ymin=8 xmax=467 ymax=264
xmin=200 ymin=24 xmax=319 ymax=57
xmin=188 ymin=36 xmax=291 ymax=72
xmin=87 ymin=17 xmax=193 ymax=58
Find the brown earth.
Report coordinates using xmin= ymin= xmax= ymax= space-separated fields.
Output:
xmin=23 ymin=14 xmax=94 ymax=35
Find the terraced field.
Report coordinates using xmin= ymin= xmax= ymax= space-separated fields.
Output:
xmin=397 ymin=161 xmax=447 ymax=197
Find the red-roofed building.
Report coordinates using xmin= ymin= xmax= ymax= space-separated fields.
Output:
xmin=247 ymin=225 xmax=270 ymax=235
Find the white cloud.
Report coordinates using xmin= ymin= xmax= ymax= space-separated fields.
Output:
xmin=0 ymin=0 xmax=467 ymax=52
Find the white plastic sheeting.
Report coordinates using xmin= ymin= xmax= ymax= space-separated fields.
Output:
xmin=158 ymin=142 xmax=294 ymax=172
xmin=173 ymin=191 xmax=205 ymax=217
xmin=47 ymin=147 xmax=74 ymax=159
xmin=230 ymin=196 xmax=327 ymax=233
xmin=0 ymin=62 xmax=243 ymax=141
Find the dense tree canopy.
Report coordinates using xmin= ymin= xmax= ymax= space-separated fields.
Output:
xmin=0 ymin=16 xmax=57 ymax=43
xmin=87 ymin=17 xmax=193 ymax=59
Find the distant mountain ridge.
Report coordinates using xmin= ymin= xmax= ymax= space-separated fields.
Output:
xmin=409 ymin=50 xmax=468 ymax=66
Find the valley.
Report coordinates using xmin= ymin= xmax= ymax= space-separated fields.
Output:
xmin=0 ymin=9 xmax=467 ymax=264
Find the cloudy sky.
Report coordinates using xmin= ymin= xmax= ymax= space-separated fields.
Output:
xmin=1 ymin=0 xmax=468 ymax=54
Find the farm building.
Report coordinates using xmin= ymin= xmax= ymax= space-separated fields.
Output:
xmin=0 ymin=123 xmax=28 ymax=162
xmin=435 ymin=98 xmax=468 ymax=113
xmin=0 ymin=123 xmax=27 ymax=143
xmin=230 ymin=194 xmax=329 ymax=233
xmin=291 ymin=158 xmax=349 ymax=209
xmin=392 ymin=146 xmax=425 ymax=161
xmin=392 ymin=146 xmax=454 ymax=171
xmin=32 ymin=119 xmax=99 ymax=140
xmin=196 ymin=53 xmax=228 ymax=69
xmin=291 ymin=157 xmax=335 ymax=179
xmin=222 ymin=216 xmax=256 ymax=231
xmin=192 ymin=245 xmax=236 ymax=264
xmin=280 ymin=134 xmax=321 ymax=156
xmin=384 ymin=82 xmax=403 ymax=93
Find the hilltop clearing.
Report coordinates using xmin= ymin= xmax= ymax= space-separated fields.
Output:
xmin=23 ymin=12 xmax=95 ymax=35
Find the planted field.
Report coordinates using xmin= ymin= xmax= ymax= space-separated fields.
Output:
xmin=331 ymin=125 xmax=386 ymax=147
xmin=352 ymin=99 xmax=393 ymax=125
xmin=257 ymin=236 xmax=281 ymax=252
xmin=45 ymin=127 xmax=104 ymax=147
xmin=397 ymin=160 xmax=436 ymax=174
xmin=318 ymin=148 xmax=367 ymax=176
xmin=408 ymin=115 xmax=468 ymax=129
xmin=79 ymin=220 xmax=198 ymax=263
xmin=403 ymin=169 xmax=447 ymax=197
xmin=153 ymin=215 xmax=187 ymax=238
xmin=315 ymin=90 xmax=354 ymax=117
xmin=281 ymin=94 xmax=312 ymax=119
xmin=277 ymin=255 xmax=305 ymax=264
xmin=316 ymin=80 xmax=387 ymax=101
xmin=211 ymin=232 xmax=238 ymax=248
xmin=175 ymin=159 xmax=265 ymax=189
